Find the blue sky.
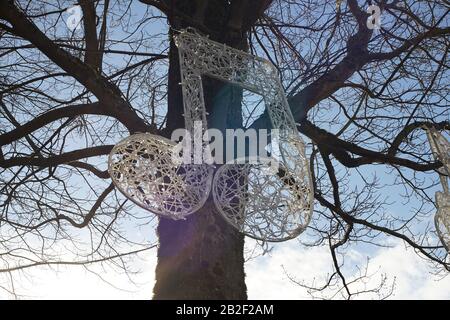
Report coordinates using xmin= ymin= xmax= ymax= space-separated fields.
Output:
xmin=0 ymin=0 xmax=448 ymax=299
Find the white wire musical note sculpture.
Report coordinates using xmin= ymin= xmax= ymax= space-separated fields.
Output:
xmin=172 ymin=30 xmax=314 ymax=241
xmin=425 ymin=126 xmax=450 ymax=252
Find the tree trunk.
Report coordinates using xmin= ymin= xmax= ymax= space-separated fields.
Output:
xmin=153 ymin=39 xmax=248 ymax=300
xmin=152 ymin=0 xmax=256 ymax=300
xmin=153 ymin=200 xmax=247 ymax=299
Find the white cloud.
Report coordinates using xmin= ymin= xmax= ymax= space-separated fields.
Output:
xmin=1 ymin=240 xmax=448 ymax=299
xmin=1 ymin=251 xmax=157 ymax=300
xmin=245 ymin=243 xmax=333 ymax=299
xmin=365 ymin=244 xmax=450 ymax=299
xmin=246 ymin=240 xmax=450 ymax=300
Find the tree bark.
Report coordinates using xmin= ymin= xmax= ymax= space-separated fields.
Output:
xmin=153 ymin=199 xmax=247 ymax=299
xmin=153 ymin=33 xmax=248 ymax=301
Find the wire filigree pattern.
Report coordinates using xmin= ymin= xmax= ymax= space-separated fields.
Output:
xmin=435 ymin=191 xmax=450 ymax=253
xmin=213 ymin=147 xmax=312 ymax=241
xmin=426 ymin=127 xmax=450 ymax=252
xmin=174 ymin=31 xmax=297 ymax=134
xmin=108 ymin=133 xmax=213 ymax=220
xmin=426 ymin=127 xmax=450 ymax=177
xmin=173 ymin=30 xmax=313 ymax=241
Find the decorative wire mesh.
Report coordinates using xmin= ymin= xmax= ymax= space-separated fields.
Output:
xmin=173 ymin=30 xmax=313 ymax=241
xmin=108 ymin=134 xmax=212 ymax=220
xmin=213 ymin=149 xmax=312 ymax=241
xmin=426 ymin=127 xmax=450 ymax=252
xmin=174 ymin=30 xmax=297 ymax=133
xmin=426 ymin=127 xmax=450 ymax=177
xmin=435 ymin=191 xmax=450 ymax=253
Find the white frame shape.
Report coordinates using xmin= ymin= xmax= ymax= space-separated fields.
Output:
xmin=426 ymin=127 xmax=450 ymax=252
xmin=174 ymin=29 xmax=314 ymax=241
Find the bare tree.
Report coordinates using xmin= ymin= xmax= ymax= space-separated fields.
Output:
xmin=0 ymin=0 xmax=448 ymax=299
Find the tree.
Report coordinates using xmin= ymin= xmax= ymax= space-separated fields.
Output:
xmin=0 ymin=0 xmax=448 ymax=299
